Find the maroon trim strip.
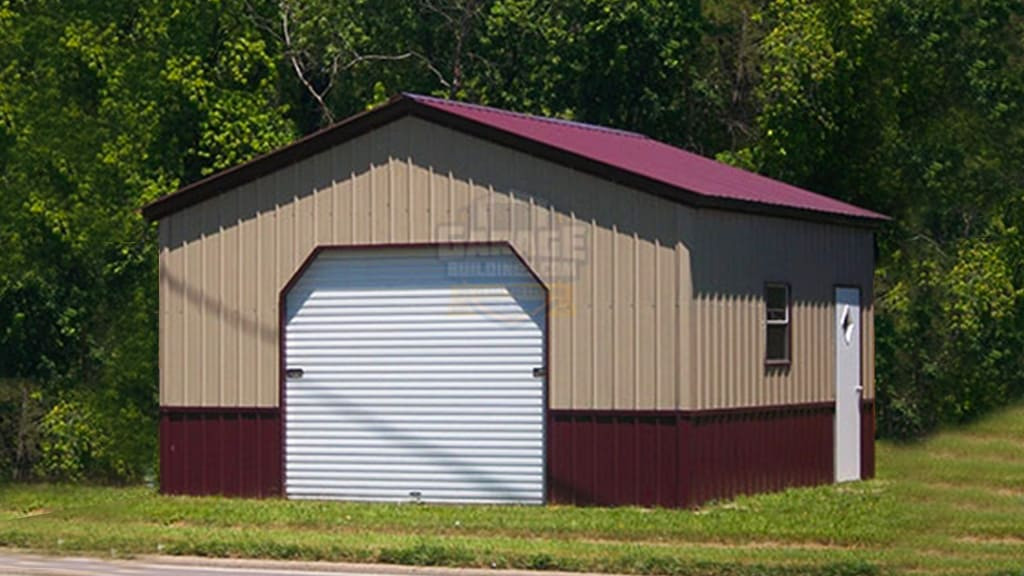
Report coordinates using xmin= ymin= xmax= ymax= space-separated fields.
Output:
xmin=141 ymin=95 xmax=884 ymax=228
xmin=276 ymin=241 xmax=551 ymax=501
xmin=687 ymin=401 xmax=835 ymax=418
xmin=548 ymin=401 xmax=836 ymax=420
xmin=159 ymin=406 xmax=280 ymax=415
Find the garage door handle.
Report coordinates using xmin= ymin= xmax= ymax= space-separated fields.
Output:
xmin=532 ymin=367 xmax=547 ymax=378
xmin=286 ymin=368 xmax=304 ymax=379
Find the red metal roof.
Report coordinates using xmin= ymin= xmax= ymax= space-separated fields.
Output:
xmin=406 ymin=93 xmax=887 ymax=221
xmin=142 ymin=93 xmax=887 ymax=223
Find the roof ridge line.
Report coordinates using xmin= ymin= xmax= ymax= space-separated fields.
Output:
xmin=404 ymin=93 xmax=649 ymax=140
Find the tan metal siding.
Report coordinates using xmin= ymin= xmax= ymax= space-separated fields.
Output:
xmin=158 ymin=220 xmax=171 ymax=405
xmin=220 ymin=189 xmax=240 ymax=407
xmin=183 ymin=209 xmax=202 ymax=405
xmin=689 ymin=210 xmax=875 ymax=409
xmin=158 ymin=115 xmax=873 ymax=412
xmin=201 ymin=194 xmax=221 ymax=406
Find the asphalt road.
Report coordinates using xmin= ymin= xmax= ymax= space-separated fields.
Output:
xmin=0 ymin=552 xmax=551 ymax=576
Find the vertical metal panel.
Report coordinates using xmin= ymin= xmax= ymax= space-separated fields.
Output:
xmin=185 ymin=413 xmax=203 ymax=490
xmin=237 ymin=184 xmax=261 ymax=406
xmin=636 ymin=416 xmax=659 ymax=506
xmin=407 ymin=126 xmax=430 ymax=244
xmin=283 ymin=247 xmax=545 ymax=504
xmin=257 ymin=177 xmax=278 ymax=407
xmin=547 ymin=169 xmax=575 ymax=409
xmin=676 ymin=211 xmax=695 ymax=411
xmin=592 ymin=185 xmax=617 ymax=409
xmin=656 ymin=241 xmax=677 ymax=410
xmin=219 ymin=189 xmax=240 ymax=407
xmin=158 ymin=220 xmax=172 ymax=405
xmin=328 ymin=147 xmax=342 ymax=244
xmin=592 ymin=415 xmax=614 ymax=504
xmin=348 ymin=138 xmax=367 ymax=244
xmin=238 ymin=415 xmax=259 ymax=495
xmin=183 ymin=206 xmax=203 ymax=406
xmin=637 ymin=234 xmax=656 ymax=408
xmin=158 ymin=412 xmax=176 ymax=492
xmin=572 ymin=208 xmax=595 ymax=410
xmin=315 ymin=151 xmax=333 ymax=246
xmin=202 ymin=194 xmax=222 ymax=407
xmin=220 ymin=414 xmax=240 ymax=494
xmin=613 ymin=227 xmax=633 ymax=409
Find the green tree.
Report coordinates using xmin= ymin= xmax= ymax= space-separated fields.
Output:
xmin=0 ymin=0 xmax=296 ymax=480
xmin=741 ymin=0 xmax=1024 ymax=436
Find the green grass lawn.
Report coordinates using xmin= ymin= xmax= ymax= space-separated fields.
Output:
xmin=2 ymin=404 xmax=1024 ymax=576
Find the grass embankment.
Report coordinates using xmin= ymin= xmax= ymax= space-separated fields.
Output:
xmin=2 ymin=404 xmax=1023 ymax=576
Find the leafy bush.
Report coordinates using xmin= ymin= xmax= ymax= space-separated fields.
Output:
xmin=35 ymin=393 xmax=156 ymax=483
xmin=877 ymin=227 xmax=1024 ymax=438
xmin=36 ymin=398 xmax=106 ymax=482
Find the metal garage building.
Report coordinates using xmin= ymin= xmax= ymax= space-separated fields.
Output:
xmin=143 ymin=93 xmax=886 ymax=507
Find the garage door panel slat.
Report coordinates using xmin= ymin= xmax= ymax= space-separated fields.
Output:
xmin=284 ymin=447 xmax=544 ymax=458
xmin=286 ymin=405 xmax=543 ymax=415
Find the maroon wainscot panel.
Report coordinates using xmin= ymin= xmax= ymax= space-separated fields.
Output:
xmin=548 ymin=411 xmax=680 ymax=508
xmin=160 ymin=408 xmax=281 ymax=497
xmin=685 ymin=404 xmax=834 ymax=506
xmin=861 ymin=399 xmax=875 ymax=480
xmin=547 ymin=403 xmax=836 ymax=508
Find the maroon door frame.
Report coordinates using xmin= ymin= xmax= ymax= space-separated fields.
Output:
xmin=277 ymin=241 xmax=552 ymax=502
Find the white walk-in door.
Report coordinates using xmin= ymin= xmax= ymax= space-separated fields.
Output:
xmin=834 ymin=287 xmax=862 ymax=482
xmin=284 ymin=246 xmax=546 ymax=504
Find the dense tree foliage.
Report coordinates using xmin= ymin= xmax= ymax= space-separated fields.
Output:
xmin=0 ymin=0 xmax=294 ymax=480
xmin=743 ymin=0 xmax=1024 ymax=436
xmin=1 ymin=0 xmax=1021 ymax=480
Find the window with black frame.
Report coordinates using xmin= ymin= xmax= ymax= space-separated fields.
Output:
xmin=765 ymin=283 xmax=790 ymax=364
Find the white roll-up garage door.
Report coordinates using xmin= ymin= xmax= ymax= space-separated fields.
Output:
xmin=284 ymin=246 xmax=546 ymax=504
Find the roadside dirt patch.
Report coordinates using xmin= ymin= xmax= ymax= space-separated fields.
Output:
xmin=956 ymin=535 xmax=1024 ymax=546
xmin=575 ymin=536 xmax=855 ymax=551
xmin=992 ymin=487 xmax=1024 ymax=498
xmin=12 ymin=509 xmax=52 ymax=520
xmin=920 ymin=481 xmax=1023 ymax=498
